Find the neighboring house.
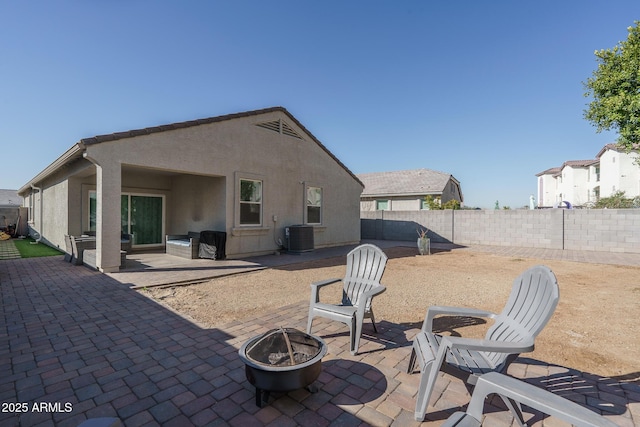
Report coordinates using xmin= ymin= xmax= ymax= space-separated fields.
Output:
xmin=0 ymin=189 xmax=21 ymax=229
xmin=536 ymin=143 xmax=640 ymax=207
xmin=18 ymin=107 xmax=364 ymax=272
xmin=357 ymin=169 xmax=463 ymax=211
xmin=535 ymin=167 xmax=561 ymax=208
xmin=541 ymin=160 xmax=598 ymax=207
xmin=596 ymin=143 xmax=640 ymax=200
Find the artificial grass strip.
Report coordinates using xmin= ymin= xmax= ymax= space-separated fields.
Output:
xmin=13 ymin=238 xmax=64 ymax=258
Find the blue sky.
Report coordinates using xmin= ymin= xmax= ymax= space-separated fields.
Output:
xmin=1 ymin=1 xmax=638 ymax=208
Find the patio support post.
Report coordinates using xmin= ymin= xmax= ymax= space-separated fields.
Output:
xmin=93 ymin=161 xmax=122 ymax=273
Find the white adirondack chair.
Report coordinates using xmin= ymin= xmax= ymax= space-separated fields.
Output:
xmin=442 ymin=372 xmax=618 ymax=427
xmin=407 ymin=265 xmax=560 ymax=422
xmin=306 ymin=243 xmax=388 ymax=355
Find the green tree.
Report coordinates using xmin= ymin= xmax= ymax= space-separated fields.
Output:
xmin=424 ymin=195 xmax=441 ymax=210
xmin=424 ymin=196 xmax=460 ymax=210
xmin=583 ymin=21 xmax=640 ymax=153
xmin=442 ymin=199 xmax=461 ymax=210
xmin=594 ymin=190 xmax=636 ymax=208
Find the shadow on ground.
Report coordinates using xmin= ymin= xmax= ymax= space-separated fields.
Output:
xmin=2 ymin=255 xmax=637 ymax=426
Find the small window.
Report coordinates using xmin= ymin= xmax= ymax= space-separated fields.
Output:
xmin=306 ymin=187 xmax=322 ymax=224
xmin=376 ymin=200 xmax=389 ymax=211
xmin=240 ymin=179 xmax=262 ymax=225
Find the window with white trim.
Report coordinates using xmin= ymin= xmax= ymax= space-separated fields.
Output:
xmin=239 ymin=179 xmax=262 ymax=225
xmin=306 ymin=187 xmax=322 ymax=224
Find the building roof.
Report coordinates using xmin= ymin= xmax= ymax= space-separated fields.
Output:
xmin=20 ymin=107 xmax=363 ymax=194
xmin=80 ymin=107 xmax=290 ymax=145
xmin=536 ymin=143 xmax=637 ymax=178
xmin=562 ymin=159 xmax=598 ymax=169
xmin=0 ymin=189 xmax=20 ymax=207
xmin=535 ymin=159 xmax=597 ymax=177
xmin=357 ymin=168 xmax=457 ymax=197
xmin=596 ymin=143 xmax=628 ymax=158
xmin=535 ymin=167 xmax=561 ymax=177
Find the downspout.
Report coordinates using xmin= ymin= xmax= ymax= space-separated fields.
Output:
xmin=30 ymin=184 xmax=43 ymax=243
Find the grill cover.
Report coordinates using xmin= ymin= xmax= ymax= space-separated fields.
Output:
xmin=199 ymin=230 xmax=226 ymax=260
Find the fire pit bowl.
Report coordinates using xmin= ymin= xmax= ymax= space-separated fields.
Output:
xmin=238 ymin=327 xmax=327 ymax=407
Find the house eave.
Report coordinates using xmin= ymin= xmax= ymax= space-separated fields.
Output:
xmin=361 ymin=191 xmax=442 ymax=199
xmin=80 ymin=106 xmax=364 ymax=189
xmin=18 ymin=143 xmax=85 ymax=195
xmin=18 ymin=106 xmax=364 ymax=195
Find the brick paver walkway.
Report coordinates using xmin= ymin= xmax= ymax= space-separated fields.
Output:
xmin=1 ymin=250 xmax=638 ymax=426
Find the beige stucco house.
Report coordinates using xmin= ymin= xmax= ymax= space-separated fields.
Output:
xmin=18 ymin=107 xmax=363 ymax=272
xmin=357 ymin=169 xmax=463 ymax=211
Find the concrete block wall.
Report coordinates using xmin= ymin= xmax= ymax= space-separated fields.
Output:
xmin=453 ymin=210 xmax=564 ymax=249
xmin=563 ymin=209 xmax=640 ymax=252
xmin=361 ymin=209 xmax=640 ymax=253
xmin=361 ymin=210 xmax=453 ymax=242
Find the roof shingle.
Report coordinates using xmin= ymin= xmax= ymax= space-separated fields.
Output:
xmin=357 ymin=169 xmax=454 ymax=196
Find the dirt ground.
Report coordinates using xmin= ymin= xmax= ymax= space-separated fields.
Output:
xmin=143 ymin=246 xmax=640 ymax=379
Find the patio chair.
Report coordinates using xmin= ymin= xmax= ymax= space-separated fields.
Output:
xmin=306 ymin=243 xmax=388 ymax=355
xmin=441 ymin=372 xmax=618 ymax=427
xmin=407 ymin=265 xmax=559 ymax=422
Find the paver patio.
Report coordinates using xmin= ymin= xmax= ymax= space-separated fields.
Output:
xmin=1 ymin=247 xmax=638 ymax=426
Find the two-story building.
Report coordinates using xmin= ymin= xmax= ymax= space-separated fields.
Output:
xmin=536 ymin=144 xmax=639 ymax=207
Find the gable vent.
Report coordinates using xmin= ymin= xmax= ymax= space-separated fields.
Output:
xmin=256 ymin=119 xmax=303 ymax=140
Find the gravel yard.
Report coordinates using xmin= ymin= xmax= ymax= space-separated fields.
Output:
xmin=143 ymin=246 xmax=640 ymax=379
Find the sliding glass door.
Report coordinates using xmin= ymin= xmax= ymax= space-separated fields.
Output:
xmin=90 ymin=191 xmax=165 ymax=246
xmin=125 ymin=195 xmax=164 ymax=245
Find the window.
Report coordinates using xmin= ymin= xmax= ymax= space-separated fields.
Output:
xmin=376 ymin=200 xmax=389 ymax=211
xmin=240 ymin=179 xmax=262 ymax=225
xmin=306 ymin=187 xmax=322 ymax=224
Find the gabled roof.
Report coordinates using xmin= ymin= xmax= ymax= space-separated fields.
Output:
xmin=536 ymin=159 xmax=598 ymax=177
xmin=81 ymin=107 xmax=290 ymax=145
xmin=596 ymin=143 xmax=631 ymax=158
xmin=20 ymin=107 xmax=363 ymax=193
xmin=536 ymin=143 xmax=638 ymax=179
xmin=535 ymin=167 xmax=561 ymax=177
xmin=561 ymin=159 xmax=598 ymax=169
xmin=357 ymin=168 xmax=458 ymax=197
